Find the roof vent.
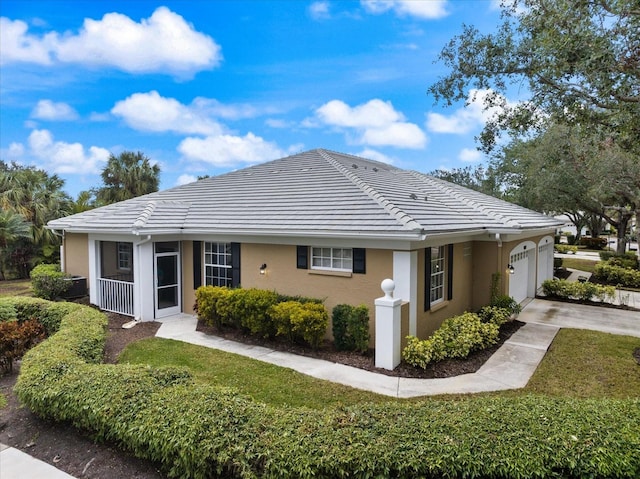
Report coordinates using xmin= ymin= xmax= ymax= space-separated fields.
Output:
xmin=352 ymin=164 xmax=358 ymax=169
xmin=409 ymin=193 xmax=418 ymax=200
xmin=372 ymin=167 xmax=378 ymax=172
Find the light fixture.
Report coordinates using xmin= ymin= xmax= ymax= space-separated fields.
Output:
xmin=259 ymin=263 xmax=267 ymax=275
xmin=508 ymin=264 xmax=515 ymax=275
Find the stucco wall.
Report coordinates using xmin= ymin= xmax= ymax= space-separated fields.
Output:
xmin=472 ymin=241 xmax=500 ymax=309
xmin=182 ymin=240 xmax=196 ymax=315
xmin=62 ymin=233 xmax=89 ymax=279
xmin=415 ymin=242 xmax=475 ymax=339
xmin=240 ymin=243 xmax=393 ymax=344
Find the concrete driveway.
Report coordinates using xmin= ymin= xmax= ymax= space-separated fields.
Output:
xmin=520 ymin=298 xmax=640 ymax=338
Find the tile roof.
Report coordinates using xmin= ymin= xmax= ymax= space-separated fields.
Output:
xmin=48 ymin=149 xmax=562 ymax=239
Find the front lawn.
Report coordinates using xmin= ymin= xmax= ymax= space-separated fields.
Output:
xmin=560 ymin=257 xmax=598 ymax=273
xmin=118 ymin=329 xmax=640 ymax=404
xmin=0 ymin=279 xmax=32 ymax=297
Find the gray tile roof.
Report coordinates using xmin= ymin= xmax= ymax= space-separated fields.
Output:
xmin=48 ymin=149 xmax=562 ymax=239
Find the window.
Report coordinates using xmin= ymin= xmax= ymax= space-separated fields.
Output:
xmin=117 ymin=242 xmax=132 ymax=271
xmin=204 ymin=242 xmax=232 ymax=287
xmin=311 ymin=247 xmax=353 ymax=272
xmin=430 ymin=246 xmax=446 ymax=305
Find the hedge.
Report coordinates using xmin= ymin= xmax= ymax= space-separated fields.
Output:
xmin=332 ymin=304 xmax=370 ymax=353
xmin=11 ymin=297 xmax=640 ymax=478
xmin=541 ymin=279 xmax=616 ymax=302
xmin=29 ymin=263 xmax=71 ymax=300
xmin=593 ymin=263 xmax=640 ymax=288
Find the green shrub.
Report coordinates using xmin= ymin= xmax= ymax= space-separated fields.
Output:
xmin=30 ymin=264 xmax=71 ymax=300
xmin=477 ymin=306 xmax=512 ymax=327
xmin=593 ymin=263 xmax=640 ymax=288
xmin=598 ymin=252 xmax=639 ymax=270
xmin=0 ymin=302 xmax=16 ymax=322
xmin=332 ymin=304 xmax=370 ymax=353
xmin=270 ymin=301 xmax=328 ymax=349
xmin=555 ymin=244 xmax=578 ymax=254
xmin=403 ymin=312 xmax=499 ymax=368
xmin=541 ymin=279 xmax=616 ymax=302
xmin=554 ymin=257 xmax=564 ymax=269
xmin=490 ymin=294 xmax=522 ymax=316
xmin=195 ymin=285 xmax=232 ymax=329
xmin=579 ymin=236 xmax=608 ymax=250
xmin=10 ymin=297 xmax=640 ymax=478
xmin=237 ymin=288 xmax=280 ymax=337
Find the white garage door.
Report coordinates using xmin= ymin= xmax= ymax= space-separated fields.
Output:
xmin=537 ymin=242 xmax=554 ymax=289
xmin=510 ymin=249 xmax=532 ymax=304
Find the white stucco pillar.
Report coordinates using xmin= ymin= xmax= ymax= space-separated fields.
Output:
xmin=375 ymin=279 xmax=403 ymax=370
xmin=134 ymin=237 xmax=154 ymax=321
xmin=393 ymin=250 xmax=418 ymax=335
xmin=87 ymin=235 xmax=99 ymax=306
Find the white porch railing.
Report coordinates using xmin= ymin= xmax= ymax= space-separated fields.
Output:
xmin=97 ymin=278 xmax=134 ymax=317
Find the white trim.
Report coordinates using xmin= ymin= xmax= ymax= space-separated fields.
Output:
xmin=393 ymin=250 xmax=418 ymax=335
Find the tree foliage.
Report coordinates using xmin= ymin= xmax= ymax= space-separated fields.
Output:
xmin=95 ymin=151 xmax=160 ymax=205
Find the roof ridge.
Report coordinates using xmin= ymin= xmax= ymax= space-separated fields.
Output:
xmin=132 ymin=201 xmax=157 ymax=230
xmin=407 ymin=170 xmax=521 ymax=228
xmin=318 ymin=149 xmax=423 ymax=232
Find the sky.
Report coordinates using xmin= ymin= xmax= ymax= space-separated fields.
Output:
xmin=0 ymin=0 xmax=517 ymax=198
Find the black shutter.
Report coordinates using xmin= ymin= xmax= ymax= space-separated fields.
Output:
xmin=353 ymin=248 xmax=366 ymax=274
xmin=193 ymin=241 xmax=202 ymax=289
xmin=231 ymin=242 xmax=241 ymax=287
xmin=296 ymin=245 xmax=309 ymax=269
xmin=424 ymin=247 xmax=431 ymax=311
xmin=447 ymin=243 xmax=454 ymax=301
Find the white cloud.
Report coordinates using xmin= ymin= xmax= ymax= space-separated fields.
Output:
xmin=309 ymin=1 xmax=331 ymax=20
xmin=426 ymin=89 xmax=514 ymax=134
xmin=355 ymin=148 xmax=395 ymax=164
xmin=178 ymin=132 xmax=287 ymax=167
xmin=1 ymin=7 xmax=221 ymax=77
xmin=361 ymin=0 xmax=449 ymax=19
xmin=25 ymin=129 xmax=109 ymax=174
xmin=31 ymin=99 xmax=79 ymax=121
xmin=265 ymin=118 xmax=294 ymax=129
xmin=458 ymin=147 xmax=482 ymax=162
xmin=315 ymin=99 xmax=427 ymax=149
xmin=176 ymin=174 xmax=198 ymax=186
xmin=0 ymin=17 xmax=54 ymax=65
xmin=111 ymin=91 xmax=225 ymax=136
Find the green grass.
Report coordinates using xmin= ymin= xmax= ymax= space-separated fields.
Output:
xmin=118 ymin=338 xmax=388 ymax=408
xmin=560 ymin=257 xmax=598 ymax=273
xmin=0 ymin=393 xmax=7 ymax=409
xmin=0 ymin=279 xmax=32 ymax=297
xmin=119 ymin=329 xmax=640 ymax=406
xmin=524 ymin=329 xmax=640 ymax=399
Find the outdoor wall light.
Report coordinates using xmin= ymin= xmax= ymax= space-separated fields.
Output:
xmin=259 ymin=263 xmax=267 ymax=275
xmin=508 ymin=264 xmax=515 ymax=274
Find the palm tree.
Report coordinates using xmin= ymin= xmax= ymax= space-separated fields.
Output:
xmin=0 ymin=210 xmax=32 ymax=280
xmin=95 ymin=151 xmax=160 ymax=204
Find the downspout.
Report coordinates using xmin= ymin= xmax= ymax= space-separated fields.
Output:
xmin=50 ymin=229 xmax=65 ymax=272
xmin=133 ymin=234 xmax=152 ymax=321
xmin=495 ymin=233 xmax=504 ymax=297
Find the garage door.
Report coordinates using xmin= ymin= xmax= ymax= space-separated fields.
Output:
xmin=509 ymin=249 xmax=532 ymax=303
xmin=537 ymin=241 xmax=554 ymax=289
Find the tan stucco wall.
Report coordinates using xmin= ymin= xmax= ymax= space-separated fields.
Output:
xmin=415 ymin=242 xmax=475 ymax=339
xmin=472 ymin=241 xmax=500 ymax=309
xmin=182 ymin=241 xmax=196 ymax=314
xmin=63 ymin=233 xmax=89 ymax=279
xmin=240 ymin=244 xmax=393 ymax=344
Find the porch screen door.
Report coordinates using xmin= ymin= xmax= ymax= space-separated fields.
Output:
xmin=154 ymin=242 xmax=181 ymax=318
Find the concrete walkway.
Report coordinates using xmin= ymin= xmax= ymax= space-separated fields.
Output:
xmin=0 ymin=443 xmax=75 ymax=479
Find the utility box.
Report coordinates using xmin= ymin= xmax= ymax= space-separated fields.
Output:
xmin=62 ymin=276 xmax=88 ymax=299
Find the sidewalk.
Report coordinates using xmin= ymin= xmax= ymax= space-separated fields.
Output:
xmin=0 ymin=443 xmax=75 ymax=479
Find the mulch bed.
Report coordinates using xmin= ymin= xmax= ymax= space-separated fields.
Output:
xmin=196 ymin=318 xmax=525 ymax=379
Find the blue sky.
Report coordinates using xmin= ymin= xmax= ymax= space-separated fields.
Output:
xmin=0 ymin=0 xmax=516 ymax=198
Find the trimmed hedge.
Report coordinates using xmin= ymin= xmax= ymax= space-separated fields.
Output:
xmin=332 ymin=304 xmax=370 ymax=353
xmin=29 ymin=263 xmax=71 ymax=300
xmin=541 ymin=279 xmax=616 ymax=302
xmin=598 ymin=252 xmax=639 ymax=269
xmin=593 ymin=263 xmax=640 ymax=288
xmin=579 ymin=237 xmax=608 ymax=250
xmin=12 ymin=297 xmax=640 ymax=478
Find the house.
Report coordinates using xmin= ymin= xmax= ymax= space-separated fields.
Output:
xmin=47 ymin=149 xmax=562 ymax=343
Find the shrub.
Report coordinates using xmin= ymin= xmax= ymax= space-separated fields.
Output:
xmin=490 ymin=294 xmax=522 ymax=316
xmin=567 ymin=234 xmax=576 ymax=245
xmin=30 ymin=264 xmax=71 ymax=300
xmin=555 ymin=244 xmax=578 ymax=254
xmin=10 ymin=297 xmax=640 ymax=478
xmin=270 ymin=301 xmax=328 ymax=348
xmin=541 ymin=279 xmax=616 ymax=302
xmin=477 ymin=306 xmax=512 ymax=327
xmin=403 ymin=312 xmax=499 ymax=368
xmin=598 ymin=252 xmax=639 ymax=270
xmin=0 ymin=302 xmax=16 ymax=322
xmin=0 ymin=319 xmax=46 ymax=373
xmin=237 ymin=288 xmax=280 ymax=338
xmin=579 ymin=236 xmax=608 ymax=250
xmin=593 ymin=263 xmax=640 ymax=288
xmin=332 ymin=304 xmax=370 ymax=353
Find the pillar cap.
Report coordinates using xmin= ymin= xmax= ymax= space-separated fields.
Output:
xmin=381 ymin=278 xmax=395 ymax=299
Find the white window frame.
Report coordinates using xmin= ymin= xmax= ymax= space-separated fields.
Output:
xmin=204 ymin=242 xmax=232 ymax=287
xmin=117 ymin=242 xmax=132 ymax=271
xmin=430 ymin=245 xmax=446 ymax=305
xmin=311 ymin=247 xmax=353 ymax=272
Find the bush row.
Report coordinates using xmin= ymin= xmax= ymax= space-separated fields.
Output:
xmin=11 ymin=297 xmax=640 ymax=478
xmin=402 ymin=311 xmax=502 ymax=369
xmin=0 ymin=319 xmax=46 ymax=373
xmin=541 ymin=279 xmax=616 ymax=302
xmin=29 ymin=263 xmax=71 ymax=300
xmin=555 ymin=244 xmax=578 ymax=254
xmin=579 ymin=236 xmax=608 ymax=249
xmin=593 ymin=263 xmax=640 ymax=288
xmin=195 ymin=286 xmax=328 ymax=348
